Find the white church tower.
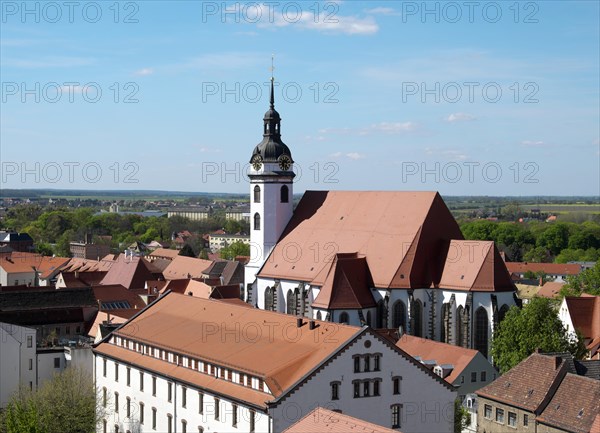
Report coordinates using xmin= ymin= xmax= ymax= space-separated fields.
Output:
xmin=244 ymin=75 xmax=295 ymax=303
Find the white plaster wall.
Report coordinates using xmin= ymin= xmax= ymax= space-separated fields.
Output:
xmin=37 ymin=350 xmax=65 ymax=387
xmin=270 ymin=331 xmax=456 ymax=433
xmin=0 ymin=323 xmax=37 ymax=408
xmin=95 ymin=354 xmax=271 ymax=433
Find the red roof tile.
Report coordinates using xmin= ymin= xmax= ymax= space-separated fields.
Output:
xmin=283 ymin=407 xmax=400 ymax=433
xmin=566 ymin=296 xmax=600 ymax=345
xmin=506 ymin=262 xmax=581 ymax=276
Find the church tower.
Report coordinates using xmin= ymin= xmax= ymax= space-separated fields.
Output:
xmin=244 ymin=75 xmax=295 ymax=301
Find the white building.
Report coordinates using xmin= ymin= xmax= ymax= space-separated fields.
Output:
xmin=243 ymin=79 xmax=517 ymax=361
xmin=0 ymin=322 xmax=37 ymax=407
xmin=94 ymin=292 xmax=456 ymax=433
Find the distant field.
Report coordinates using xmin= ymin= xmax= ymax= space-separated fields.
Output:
xmin=528 ymin=204 xmax=600 ymax=214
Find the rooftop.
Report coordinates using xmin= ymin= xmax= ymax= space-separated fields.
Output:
xmin=282 ymin=407 xmax=401 ymax=433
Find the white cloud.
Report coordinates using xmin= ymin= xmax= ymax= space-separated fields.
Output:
xmin=364 ymin=7 xmax=399 ymax=16
xmin=446 ymin=113 xmax=476 ymax=122
xmin=369 ymin=122 xmax=417 ymax=133
xmin=329 ymin=152 xmax=366 ymax=160
xmin=521 ymin=140 xmax=545 ymax=147
xmin=134 ymin=68 xmax=154 ymax=76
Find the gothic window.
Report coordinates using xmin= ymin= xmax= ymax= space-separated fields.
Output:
xmin=280 ymin=185 xmax=289 ymax=203
xmin=392 ymin=301 xmax=406 ymax=331
xmin=377 ymin=300 xmax=387 ymax=328
xmin=286 ymin=290 xmax=296 ymax=315
xmin=316 ymin=311 xmax=322 ymax=320
xmin=475 ymin=307 xmax=489 ymax=358
xmin=339 ymin=312 xmax=349 ymax=324
xmin=253 ymin=185 xmax=261 ymax=203
xmin=456 ymin=305 xmax=465 ymax=347
xmin=411 ymin=300 xmax=423 ymax=337
xmin=264 ymin=286 xmax=274 ymax=311
xmin=366 ymin=311 xmax=372 ymax=327
xmin=440 ymin=303 xmax=451 ymax=344
xmin=498 ymin=304 xmax=510 ymax=322
xmin=253 ymin=213 xmax=260 ymax=231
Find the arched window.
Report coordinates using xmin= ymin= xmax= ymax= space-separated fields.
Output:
xmin=316 ymin=311 xmax=322 ymax=320
xmin=253 ymin=185 xmax=261 ymax=203
xmin=366 ymin=311 xmax=372 ymax=327
xmin=280 ymin=185 xmax=289 ymax=203
xmin=253 ymin=213 xmax=260 ymax=231
xmin=440 ymin=303 xmax=451 ymax=344
xmin=392 ymin=301 xmax=406 ymax=331
xmin=411 ymin=300 xmax=423 ymax=337
xmin=339 ymin=312 xmax=349 ymax=324
xmin=286 ymin=290 xmax=296 ymax=315
xmin=456 ymin=306 xmax=465 ymax=348
xmin=376 ymin=300 xmax=387 ymax=329
xmin=498 ymin=304 xmax=510 ymax=322
xmin=264 ymin=286 xmax=273 ymax=311
xmin=475 ymin=307 xmax=489 ymax=358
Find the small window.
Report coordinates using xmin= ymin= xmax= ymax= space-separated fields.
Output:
xmin=28 ymin=358 xmax=33 ymax=370
xmin=232 ymin=404 xmax=238 ymax=427
xmin=481 ymin=371 xmax=487 ymax=382
xmin=363 ymin=381 xmax=370 ymax=397
xmin=27 ymin=335 xmax=33 ymax=348
xmin=484 ymin=404 xmax=492 ymax=419
xmin=391 ymin=404 xmax=402 ymax=429
xmin=152 ymin=376 xmax=157 ymax=396
xmin=253 ymin=185 xmax=261 ymax=203
xmin=393 ymin=377 xmax=402 ymax=395
xmin=127 ymin=367 xmax=131 ymax=386
xmin=152 ymin=407 xmax=157 ymax=430
xmin=140 ymin=372 xmax=144 ymax=391
xmin=253 ymin=213 xmax=260 ymax=231
xmin=126 ymin=397 xmax=131 ymax=418
xmin=354 ymin=357 xmax=360 ymax=373
xmin=523 ymin=414 xmax=529 ymax=426
xmin=339 ymin=312 xmax=349 ymax=324
xmin=182 ymin=386 xmax=187 ymax=408
xmin=460 ymin=375 xmax=464 ymax=384
xmin=374 ymin=354 xmax=381 ymax=371
xmin=471 ymin=372 xmax=477 ymax=382
xmin=353 ymin=381 xmax=360 ymax=398
xmin=214 ymin=398 xmax=220 ymax=420
xmin=114 ymin=392 xmax=119 ymax=413
xmin=508 ymin=412 xmax=517 ymax=427
xmin=331 ymin=382 xmax=339 ymax=400
xmin=54 ymin=357 xmax=60 ymax=369
xmin=364 ymin=356 xmax=370 ymax=372
xmin=167 ymin=414 xmax=173 ymax=433
xmin=168 ymin=382 xmax=172 ymax=402
xmin=199 ymin=392 xmax=204 ymax=414
xmin=115 ymin=362 xmax=119 ymax=381
xmin=496 ymin=408 xmax=505 ymax=424
xmin=280 ymin=185 xmax=289 ymax=203
xmin=182 ymin=420 xmax=187 ymax=433
xmin=373 ymin=380 xmax=380 ymax=396
xmin=140 ymin=402 xmax=145 ymax=424
xmin=102 ymin=387 xmax=107 ymax=407
xmin=250 ymin=410 xmax=256 ymax=433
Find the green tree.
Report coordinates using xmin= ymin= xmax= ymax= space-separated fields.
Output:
xmin=34 ymin=243 xmax=54 ymax=256
xmin=179 ymin=243 xmax=196 ymax=257
xmin=491 ymin=297 xmax=586 ymax=373
xmin=563 ymin=261 xmax=600 ymax=296
xmin=523 ymin=245 xmax=551 ymax=263
xmin=219 ymin=241 xmax=250 ymax=260
xmin=454 ymin=398 xmax=471 ymax=433
xmin=536 ymin=223 xmax=570 ymax=255
xmin=0 ymin=368 xmax=105 ymax=433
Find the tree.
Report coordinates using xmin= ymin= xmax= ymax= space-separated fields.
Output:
xmin=179 ymin=243 xmax=196 ymax=257
xmin=536 ymin=223 xmax=570 ymax=256
xmin=523 ymin=245 xmax=551 ymax=263
xmin=0 ymin=368 xmax=105 ymax=433
xmin=219 ymin=241 xmax=250 ymax=260
xmin=563 ymin=261 xmax=600 ymax=296
xmin=491 ymin=297 xmax=586 ymax=373
xmin=454 ymin=398 xmax=471 ymax=433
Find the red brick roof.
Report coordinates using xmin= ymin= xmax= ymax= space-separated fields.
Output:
xmin=537 ymin=374 xmax=600 ymax=433
xmin=259 ymin=191 xmax=464 ymax=289
xmin=566 ymin=296 xmax=600 ymax=354
xmin=477 ymin=352 xmax=567 ymax=413
xmin=100 ymin=254 xmax=155 ymax=290
xmin=283 ymin=407 xmax=400 ymax=433
xmin=162 ymin=256 xmax=213 ymax=280
xmin=312 ymin=253 xmax=376 ymax=309
xmin=538 ymin=281 xmax=565 ymax=298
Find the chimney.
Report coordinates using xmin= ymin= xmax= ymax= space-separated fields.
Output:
xmin=309 ymin=320 xmax=316 ymax=330
xmin=296 ymin=317 xmax=303 ymax=328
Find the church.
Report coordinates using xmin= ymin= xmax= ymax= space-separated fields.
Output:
xmin=244 ymin=77 xmax=518 ymax=360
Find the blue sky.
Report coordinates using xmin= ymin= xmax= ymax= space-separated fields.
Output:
xmin=1 ymin=1 xmax=599 ymax=195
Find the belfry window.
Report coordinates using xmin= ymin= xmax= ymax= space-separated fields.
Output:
xmin=280 ymin=185 xmax=289 ymax=203
xmin=254 ymin=185 xmax=261 ymax=203
xmin=254 ymin=213 xmax=260 ymax=231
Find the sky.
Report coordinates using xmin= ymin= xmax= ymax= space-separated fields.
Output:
xmin=1 ymin=0 xmax=599 ymax=196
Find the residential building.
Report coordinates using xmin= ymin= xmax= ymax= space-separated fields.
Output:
xmin=506 ymin=262 xmax=582 ymax=283
xmin=0 ymin=322 xmax=37 ymax=407
xmin=282 ymin=407 xmax=401 ymax=433
xmin=70 ymin=234 xmax=111 ymax=260
xmin=476 ymin=352 xmax=600 ymax=433
xmin=559 ymin=295 xmax=600 ymax=359
xmin=94 ymin=292 xmax=456 ymax=433
xmin=244 ymin=81 xmax=517 ymax=360
xmin=0 ymin=231 xmax=34 ymax=252
xmin=225 ymin=207 xmax=250 ymax=223
xmin=167 ymin=207 xmax=211 ymax=221
xmin=209 ymin=232 xmax=250 ymax=252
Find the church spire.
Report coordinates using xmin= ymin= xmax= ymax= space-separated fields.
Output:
xmin=270 ymin=54 xmax=275 ymax=110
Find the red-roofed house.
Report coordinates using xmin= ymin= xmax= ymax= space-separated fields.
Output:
xmin=506 ymin=262 xmax=581 ymax=283
xmin=559 ymin=295 xmax=600 ymax=359
xmin=283 ymin=407 xmax=401 ymax=433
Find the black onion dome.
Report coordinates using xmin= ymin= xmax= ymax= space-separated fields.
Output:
xmin=250 ymin=78 xmax=293 ymax=164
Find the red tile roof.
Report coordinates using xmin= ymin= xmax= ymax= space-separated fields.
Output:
xmin=283 ymin=407 xmax=400 ymax=433
xmin=92 ymin=284 xmax=146 ymax=309
xmin=538 ymin=281 xmax=565 ymax=298
xmin=566 ymin=296 xmax=600 ymax=354
xmin=162 ymin=256 xmax=213 ymax=280
xmin=506 ymin=262 xmax=581 ymax=276
xmin=396 ymin=334 xmax=481 ymax=384
xmin=438 ymin=240 xmax=515 ymax=292
xmin=477 ymin=352 xmax=567 ymax=413
xmin=102 ymin=292 xmax=361 ymax=398
xmin=312 ymin=253 xmax=376 ymax=309
xmin=537 ymin=374 xmax=600 ymax=433
xmin=259 ymin=191 xmax=464 ymax=289
xmin=100 ymin=254 xmax=155 ymax=290
xmin=148 ymin=248 xmax=179 ymax=260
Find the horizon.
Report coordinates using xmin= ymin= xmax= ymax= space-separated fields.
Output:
xmin=1 ymin=1 xmax=599 ymax=196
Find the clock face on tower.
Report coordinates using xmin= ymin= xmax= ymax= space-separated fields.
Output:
xmin=251 ymin=155 xmax=263 ymax=171
xmin=278 ymin=155 xmax=291 ymax=171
